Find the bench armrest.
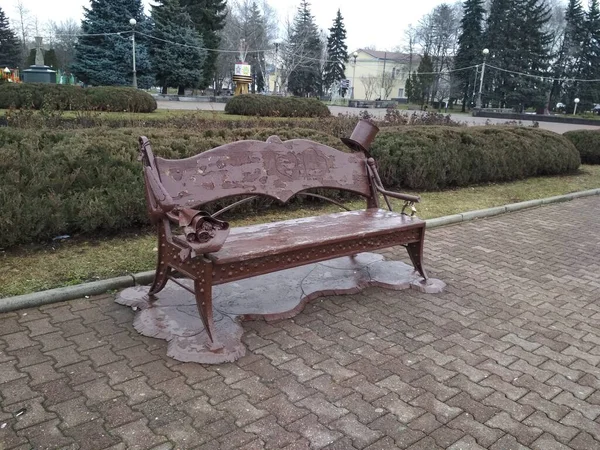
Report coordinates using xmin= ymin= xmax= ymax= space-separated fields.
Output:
xmin=366 ymin=158 xmax=421 ymax=206
xmin=139 ymin=136 xmax=176 ymax=216
xmin=374 ymin=186 xmax=420 ymax=203
xmin=144 ymin=166 xmax=176 ymax=212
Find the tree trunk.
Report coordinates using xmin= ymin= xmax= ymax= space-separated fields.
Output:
xmin=161 ymin=85 xmax=167 ymax=95
xmin=178 ymin=86 xmax=185 ymax=96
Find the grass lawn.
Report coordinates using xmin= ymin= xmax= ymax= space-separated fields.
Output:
xmin=1 ymin=165 xmax=599 ymax=298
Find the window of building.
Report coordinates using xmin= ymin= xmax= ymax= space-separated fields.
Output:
xmin=398 ymin=88 xmax=404 ymax=98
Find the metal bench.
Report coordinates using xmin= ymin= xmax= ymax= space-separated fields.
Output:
xmin=136 ymin=120 xmax=442 ymax=358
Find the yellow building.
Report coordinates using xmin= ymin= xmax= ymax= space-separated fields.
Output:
xmin=265 ymin=48 xmax=419 ymax=100
xmin=349 ymin=49 xmax=419 ymax=101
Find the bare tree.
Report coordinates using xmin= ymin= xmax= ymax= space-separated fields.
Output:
xmin=278 ymin=15 xmax=318 ymax=94
xmin=216 ymin=0 xmax=278 ymax=93
xmin=434 ymin=74 xmax=453 ymax=108
xmin=415 ymin=3 xmax=461 ymax=103
xmin=318 ymin=28 xmax=328 ymax=95
xmin=14 ymin=0 xmax=34 ymax=65
xmin=545 ymin=0 xmax=566 ymax=56
xmin=378 ymin=70 xmax=395 ymax=100
xmin=398 ymin=24 xmax=417 ymax=74
xmin=45 ymin=19 xmax=80 ymax=72
xmin=360 ymin=74 xmax=378 ymax=100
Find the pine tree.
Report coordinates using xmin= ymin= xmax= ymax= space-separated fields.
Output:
xmin=151 ymin=0 xmax=206 ymax=94
xmin=26 ymin=48 xmax=59 ymax=68
xmin=485 ymin=0 xmax=552 ymax=109
xmin=453 ymin=0 xmax=485 ymax=111
xmin=180 ymin=0 xmax=227 ymax=89
xmin=323 ymin=9 xmax=348 ymax=94
xmin=405 ymin=74 xmax=414 ymax=102
xmin=515 ymin=0 xmax=553 ymax=109
xmin=287 ymin=0 xmax=322 ymax=97
xmin=485 ymin=0 xmax=520 ymax=108
xmin=416 ymin=53 xmax=434 ymax=105
xmin=0 ymin=7 xmax=21 ymax=69
xmin=245 ymin=2 xmax=267 ymax=93
xmin=551 ymin=0 xmax=585 ymax=108
xmin=71 ymin=0 xmax=153 ymax=87
xmin=577 ymin=0 xmax=600 ymax=109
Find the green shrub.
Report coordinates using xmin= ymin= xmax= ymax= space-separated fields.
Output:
xmin=225 ymin=94 xmax=330 ymax=117
xmin=563 ymin=130 xmax=600 ymax=164
xmin=0 ymin=83 xmax=157 ymax=112
xmin=0 ymin=127 xmax=343 ymax=248
xmin=0 ymin=125 xmax=581 ymax=249
xmin=372 ymin=126 xmax=581 ymax=190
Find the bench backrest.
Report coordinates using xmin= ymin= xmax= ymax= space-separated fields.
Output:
xmin=142 ymin=136 xmax=374 ymax=211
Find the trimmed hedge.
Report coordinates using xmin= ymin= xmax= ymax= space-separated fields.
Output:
xmin=3 ymin=111 xmax=359 ymax=138
xmin=0 ymin=127 xmax=342 ymax=248
xmin=563 ymin=130 xmax=600 ymax=164
xmin=225 ymin=94 xmax=330 ymax=117
xmin=0 ymin=125 xmax=581 ymax=248
xmin=371 ymin=126 xmax=581 ymax=190
xmin=0 ymin=83 xmax=157 ymax=112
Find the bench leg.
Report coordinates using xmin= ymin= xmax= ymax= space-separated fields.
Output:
xmin=149 ymin=222 xmax=171 ymax=298
xmin=406 ymin=241 xmax=428 ymax=280
xmin=194 ymin=278 xmax=218 ymax=344
xmin=149 ymin=265 xmax=171 ymax=297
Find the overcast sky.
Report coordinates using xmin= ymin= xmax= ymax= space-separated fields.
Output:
xmin=4 ymin=0 xmax=451 ymax=51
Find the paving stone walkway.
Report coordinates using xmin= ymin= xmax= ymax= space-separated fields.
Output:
xmin=1 ymin=196 xmax=600 ymax=449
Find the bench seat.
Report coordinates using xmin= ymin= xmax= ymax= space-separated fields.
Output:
xmin=209 ymin=209 xmax=424 ymax=265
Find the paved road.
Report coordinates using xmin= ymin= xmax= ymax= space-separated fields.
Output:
xmin=2 ymin=196 xmax=600 ymax=449
xmin=157 ymin=101 xmax=600 ymax=134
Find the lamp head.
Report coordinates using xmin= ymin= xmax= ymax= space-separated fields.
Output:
xmin=575 ymin=98 xmax=580 ymax=103
xmin=129 ymin=18 xmax=137 ymax=26
xmin=482 ymin=48 xmax=489 ymax=55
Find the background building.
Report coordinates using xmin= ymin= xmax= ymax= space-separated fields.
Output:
xmin=349 ymin=49 xmax=420 ymax=101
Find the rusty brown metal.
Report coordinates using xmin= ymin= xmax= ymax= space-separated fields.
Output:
xmin=138 ymin=121 xmax=434 ymax=352
xmin=340 ymin=119 xmax=380 ymax=155
xmin=153 ymin=138 xmax=373 ymax=208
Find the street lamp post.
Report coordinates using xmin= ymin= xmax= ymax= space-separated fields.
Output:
xmin=574 ymin=98 xmax=580 ymax=115
xmin=476 ymin=48 xmax=489 ymax=109
xmin=130 ymin=18 xmax=137 ymax=89
xmin=351 ymin=51 xmax=358 ymax=100
xmin=273 ymin=39 xmax=282 ymax=94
